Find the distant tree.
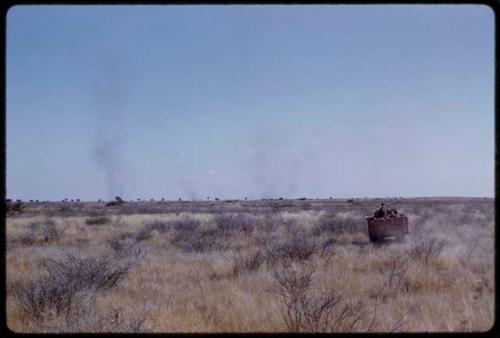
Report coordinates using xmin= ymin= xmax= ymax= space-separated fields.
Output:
xmin=98 ymin=199 xmax=102 ymax=203
xmin=115 ymin=196 xmax=123 ymax=202
xmin=29 ymin=199 xmax=34 ymax=203
xmin=215 ymin=198 xmax=220 ymax=201
xmin=178 ymin=198 xmax=182 ymax=201
xmin=137 ymin=198 xmax=141 ymax=202
xmin=279 ymin=197 xmax=283 ymax=200
xmin=161 ymin=198 xmax=165 ymax=202
xmin=76 ymin=199 xmax=80 ymax=202
xmin=244 ymin=197 xmax=248 ymax=201
xmin=150 ymin=199 xmax=154 ymax=202
xmin=70 ymin=199 xmax=74 ymax=202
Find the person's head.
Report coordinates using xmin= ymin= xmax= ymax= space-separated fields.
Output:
xmin=381 ymin=203 xmax=385 ymax=209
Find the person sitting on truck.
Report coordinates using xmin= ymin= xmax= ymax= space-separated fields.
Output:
xmin=387 ymin=208 xmax=398 ymax=217
xmin=388 ymin=208 xmax=398 ymax=217
xmin=374 ymin=203 xmax=386 ymax=218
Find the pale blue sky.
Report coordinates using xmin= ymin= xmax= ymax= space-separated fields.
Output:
xmin=7 ymin=5 xmax=494 ymax=201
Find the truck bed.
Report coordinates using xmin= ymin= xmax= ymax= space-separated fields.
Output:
xmin=366 ymin=215 xmax=409 ymax=241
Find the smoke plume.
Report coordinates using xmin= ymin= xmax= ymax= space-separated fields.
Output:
xmin=247 ymin=128 xmax=308 ymax=198
xmin=92 ymin=137 xmax=126 ymax=199
xmin=90 ymin=55 xmax=130 ymax=200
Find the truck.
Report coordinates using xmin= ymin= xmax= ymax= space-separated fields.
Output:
xmin=366 ymin=214 xmax=409 ymax=242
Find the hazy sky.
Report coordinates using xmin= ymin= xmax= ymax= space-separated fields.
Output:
xmin=7 ymin=5 xmax=494 ymax=201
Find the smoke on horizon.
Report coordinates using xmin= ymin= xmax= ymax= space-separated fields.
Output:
xmin=246 ymin=128 xmax=318 ymax=199
xmin=90 ymin=55 xmax=131 ymax=200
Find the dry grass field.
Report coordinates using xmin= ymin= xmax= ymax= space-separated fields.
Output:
xmin=6 ymin=197 xmax=494 ymax=332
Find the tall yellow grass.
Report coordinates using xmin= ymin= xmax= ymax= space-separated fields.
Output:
xmin=6 ymin=198 xmax=494 ymax=332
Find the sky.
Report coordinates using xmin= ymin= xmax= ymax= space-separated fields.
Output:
xmin=6 ymin=4 xmax=494 ymax=201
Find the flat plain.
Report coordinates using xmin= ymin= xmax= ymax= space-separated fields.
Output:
xmin=6 ymin=197 xmax=494 ymax=332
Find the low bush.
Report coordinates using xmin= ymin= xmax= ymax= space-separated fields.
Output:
xmin=406 ymin=235 xmax=447 ymax=266
xmin=7 ymin=200 xmax=25 ymax=215
xmin=313 ymin=213 xmax=363 ymax=235
xmin=135 ymin=227 xmax=152 ymax=242
xmin=229 ymin=250 xmax=265 ymax=277
xmin=85 ymin=216 xmax=111 ymax=226
xmin=25 ymin=219 xmax=65 ymax=244
xmin=106 ymin=237 xmax=147 ymax=263
xmin=174 ymin=228 xmax=227 ymax=252
xmin=214 ymin=213 xmax=255 ymax=234
xmin=265 ymin=235 xmax=316 ymax=266
xmin=254 ymin=213 xmax=285 ymax=233
xmin=272 ymin=261 xmax=367 ymax=332
xmin=135 ymin=219 xmax=172 ymax=241
xmin=13 ymin=251 xmax=131 ymax=324
xmin=378 ymin=250 xmax=413 ymax=292
xmin=57 ymin=204 xmax=73 ymax=216
xmin=171 ymin=217 xmax=201 ymax=232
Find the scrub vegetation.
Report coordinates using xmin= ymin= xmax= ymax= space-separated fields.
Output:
xmin=6 ymin=197 xmax=494 ymax=332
